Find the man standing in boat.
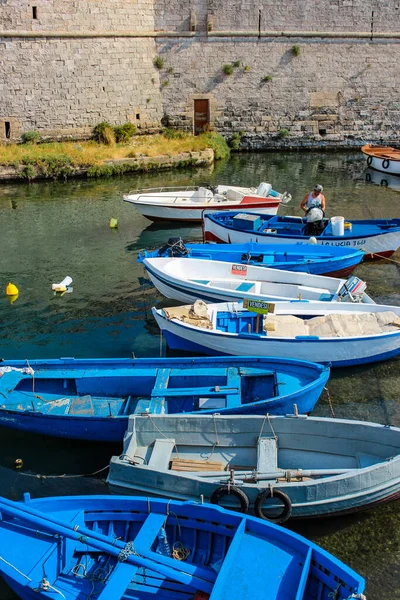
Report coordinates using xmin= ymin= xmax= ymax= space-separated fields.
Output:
xmin=300 ymin=184 xmax=326 ymax=235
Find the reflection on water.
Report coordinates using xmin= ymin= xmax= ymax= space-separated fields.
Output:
xmin=0 ymin=152 xmax=400 ymax=598
xmin=365 ymin=168 xmax=400 ymax=193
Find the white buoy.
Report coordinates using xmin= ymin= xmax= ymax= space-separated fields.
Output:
xmin=308 ymin=236 xmax=317 ymax=245
xmin=52 ymin=276 xmax=73 ymax=292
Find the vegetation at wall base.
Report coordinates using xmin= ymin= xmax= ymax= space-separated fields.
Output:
xmin=278 ymin=128 xmax=289 ymax=139
xmin=291 ymin=45 xmax=300 ymax=56
xmin=21 ymin=131 xmax=41 ymax=144
xmin=0 ymin=131 xmax=228 ymax=181
xmin=229 ymin=132 xmax=241 ymax=150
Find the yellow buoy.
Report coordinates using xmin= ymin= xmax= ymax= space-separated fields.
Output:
xmin=6 ymin=282 xmax=19 ymax=296
xmin=7 ymin=294 xmax=19 ymax=305
xmin=109 ymin=218 xmax=118 ymax=229
xmin=15 ymin=458 xmax=23 ymax=469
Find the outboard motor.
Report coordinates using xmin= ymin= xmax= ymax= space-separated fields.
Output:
xmin=256 ymin=182 xmax=273 ymax=197
xmin=157 ymin=237 xmax=189 ymax=257
xmin=338 ymin=276 xmax=367 ymax=303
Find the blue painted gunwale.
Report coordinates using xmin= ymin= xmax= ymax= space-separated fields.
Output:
xmin=0 ymin=494 xmax=366 ymax=600
xmin=205 ymin=211 xmax=400 ymax=240
xmin=137 ymin=241 xmax=364 ymax=277
xmin=0 ymin=356 xmax=329 ymax=441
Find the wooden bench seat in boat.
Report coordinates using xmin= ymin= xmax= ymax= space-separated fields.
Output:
xmin=170 ymin=458 xmax=224 ymax=472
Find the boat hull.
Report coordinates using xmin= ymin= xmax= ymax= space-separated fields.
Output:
xmin=108 ymin=415 xmax=400 ymax=519
xmin=139 ymin=242 xmax=364 ymax=278
xmin=143 ymin=257 xmax=375 ymax=306
xmin=0 ymin=356 xmax=329 ymax=440
xmin=0 ymin=494 xmax=365 ymax=600
xmin=362 ymin=144 xmax=400 ymax=175
xmin=153 ymin=306 xmax=400 ymax=367
xmin=204 ymin=214 xmax=400 ymax=258
xmin=129 ymin=200 xmax=280 ymax=222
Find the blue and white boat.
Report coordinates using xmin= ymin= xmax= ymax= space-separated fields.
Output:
xmin=0 ymin=493 xmax=366 ymax=600
xmin=142 ymin=257 xmax=373 ymax=305
xmin=203 ymin=211 xmax=400 ymax=258
xmin=153 ymin=300 xmax=400 ymax=367
xmin=138 ymin=238 xmax=365 ymax=278
xmin=108 ymin=414 xmax=400 ymax=521
xmin=0 ymin=356 xmax=329 ymax=441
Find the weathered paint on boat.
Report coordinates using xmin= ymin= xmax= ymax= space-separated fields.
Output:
xmin=0 ymin=494 xmax=365 ymax=600
xmin=108 ymin=414 xmax=400 ymax=520
xmin=0 ymin=356 xmax=329 ymax=441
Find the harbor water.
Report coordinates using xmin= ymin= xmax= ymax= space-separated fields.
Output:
xmin=0 ymin=151 xmax=399 ymax=599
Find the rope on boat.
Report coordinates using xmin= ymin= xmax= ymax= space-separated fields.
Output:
xmin=15 ymin=464 xmax=110 ymax=479
xmin=324 ymin=386 xmax=336 ymax=418
xmin=38 ymin=578 xmax=66 ymax=599
xmin=146 ymin=413 xmax=180 ymax=458
xmin=365 ymin=251 xmax=400 ymax=265
xmin=258 ymin=414 xmax=278 ymax=442
xmin=0 ymin=555 xmax=32 ymax=581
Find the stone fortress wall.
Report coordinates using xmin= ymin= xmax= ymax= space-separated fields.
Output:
xmin=1 ymin=0 xmax=399 ymax=146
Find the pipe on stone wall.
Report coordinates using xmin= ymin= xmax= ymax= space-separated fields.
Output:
xmin=1 ymin=29 xmax=400 ymax=39
xmin=0 ymin=30 xmax=196 ymax=39
xmin=210 ymin=30 xmax=400 ymax=39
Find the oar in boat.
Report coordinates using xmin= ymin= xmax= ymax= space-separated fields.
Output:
xmin=0 ymin=497 xmax=215 ymax=594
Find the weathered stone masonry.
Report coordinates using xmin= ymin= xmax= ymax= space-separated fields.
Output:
xmin=1 ymin=0 xmax=400 ymax=147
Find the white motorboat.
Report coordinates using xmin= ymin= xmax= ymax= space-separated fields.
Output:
xmin=123 ymin=182 xmax=291 ymax=222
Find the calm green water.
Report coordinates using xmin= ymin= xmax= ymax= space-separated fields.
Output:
xmin=0 ymin=151 xmax=399 ymax=599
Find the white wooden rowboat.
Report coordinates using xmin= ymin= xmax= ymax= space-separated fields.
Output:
xmin=362 ymin=143 xmax=400 ymax=175
xmin=143 ymin=256 xmax=374 ymax=304
xmin=152 ymin=299 xmax=400 ymax=367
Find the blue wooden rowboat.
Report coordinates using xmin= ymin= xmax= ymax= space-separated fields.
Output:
xmin=0 ymin=356 xmax=329 ymax=441
xmin=203 ymin=211 xmax=400 ymax=258
xmin=0 ymin=494 xmax=366 ymax=600
xmin=138 ymin=238 xmax=365 ymax=278
xmin=109 ymin=414 xmax=400 ymax=521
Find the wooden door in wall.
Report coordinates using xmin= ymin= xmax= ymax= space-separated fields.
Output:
xmin=194 ymin=99 xmax=210 ymax=134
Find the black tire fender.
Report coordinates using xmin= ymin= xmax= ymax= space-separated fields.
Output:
xmin=254 ymin=488 xmax=292 ymax=524
xmin=380 ymin=179 xmax=389 ymax=187
xmin=382 ymin=159 xmax=390 ymax=170
xmin=210 ymin=485 xmax=249 ymax=513
xmin=365 ymin=172 xmax=371 ymax=182
xmin=366 ymin=156 xmax=373 ymax=167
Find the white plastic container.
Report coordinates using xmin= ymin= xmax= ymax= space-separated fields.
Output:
xmin=331 ymin=216 xmax=345 ymax=236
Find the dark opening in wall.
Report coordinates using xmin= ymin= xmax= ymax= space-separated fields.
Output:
xmin=32 ymin=6 xmax=38 ymax=19
xmin=136 ymin=113 xmax=140 ymax=120
xmin=5 ymin=122 xmax=11 ymax=139
xmin=319 ymin=128 xmax=327 ymax=136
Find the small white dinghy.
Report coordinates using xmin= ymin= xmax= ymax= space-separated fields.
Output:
xmin=108 ymin=413 xmax=400 ymax=521
xmin=142 ymin=256 xmax=374 ymax=304
xmin=152 ymin=299 xmax=400 ymax=367
xmin=123 ymin=182 xmax=291 ymax=222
